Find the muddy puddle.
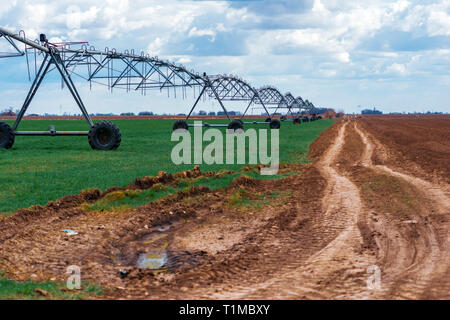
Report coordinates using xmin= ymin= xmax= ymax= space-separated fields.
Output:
xmin=117 ymin=219 xmax=205 ymax=272
xmin=137 ymin=221 xmax=182 ymax=270
xmin=137 ymin=252 xmax=168 ymax=270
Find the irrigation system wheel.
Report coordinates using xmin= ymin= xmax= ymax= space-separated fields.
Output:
xmin=293 ymin=117 xmax=301 ymax=125
xmin=228 ymin=119 xmax=244 ymax=132
xmin=280 ymin=116 xmax=287 ymax=121
xmin=0 ymin=121 xmax=15 ymax=149
xmin=88 ymin=121 xmax=121 ymax=150
xmin=269 ymin=119 xmax=281 ymax=129
xmin=265 ymin=117 xmax=271 ymax=122
xmin=173 ymin=120 xmax=189 ymax=131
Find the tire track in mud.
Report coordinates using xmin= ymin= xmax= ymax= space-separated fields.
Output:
xmin=200 ymin=122 xmax=375 ymax=299
xmin=260 ymin=121 xmax=375 ymax=299
xmin=353 ymin=122 xmax=450 ymax=299
xmin=265 ymin=121 xmax=375 ymax=299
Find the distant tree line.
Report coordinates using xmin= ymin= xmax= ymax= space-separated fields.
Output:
xmin=362 ymin=108 xmax=383 ymax=115
xmin=119 ymin=111 xmax=154 ymax=116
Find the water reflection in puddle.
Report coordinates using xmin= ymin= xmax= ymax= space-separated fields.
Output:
xmin=134 ymin=220 xmax=185 ymax=270
xmin=137 ymin=251 xmax=168 ymax=270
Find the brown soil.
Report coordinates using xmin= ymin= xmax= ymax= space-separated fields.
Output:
xmin=0 ymin=115 xmax=448 ymax=299
xmin=357 ymin=115 xmax=450 ymax=183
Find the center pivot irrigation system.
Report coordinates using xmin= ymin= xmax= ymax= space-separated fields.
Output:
xmin=174 ymin=74 xmax=282 ymax=131
xmin=252 ymin=90 xmax=320 ymax=123
xmin=0 ymin=27 xmax=320 ymax=150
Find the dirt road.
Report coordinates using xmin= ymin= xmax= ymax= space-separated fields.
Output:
xmin=0 ymin=116 xmax=448 ymax=299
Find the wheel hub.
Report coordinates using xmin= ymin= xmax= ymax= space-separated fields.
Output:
xmin=98 ymin=128 xmax=111 ymax=145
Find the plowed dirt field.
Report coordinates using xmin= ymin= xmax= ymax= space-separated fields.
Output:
xmin=1 ymin=115 xmax=448 ymax=299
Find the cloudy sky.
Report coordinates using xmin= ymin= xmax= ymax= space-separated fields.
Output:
xmin=0 ymin=0 xmax=449 ymax=115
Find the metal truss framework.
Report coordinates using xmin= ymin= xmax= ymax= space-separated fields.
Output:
xmin=0 ymin=27 xmax=97 ymax=136
xmin=252 ymin=87 xmax=319 ymax=119
xmin=283 ymin=92 xmax=304 ymax=119
xmin=255 ymin=86 xmax=296 ymax=118
xmin=0 ymin=31 xmax=25 ymax=58
xmin=62 ymin=47 xmax=205 ymax=94
xmin=0 ymin=26 xmax=212 ymax=135
xmin=303 ymin=99 xmax=317 ymax=113
xmin=185 ymin=75 xmax=272 ymax=127
xmin=0 ymin=26 xmax=319 ymax=136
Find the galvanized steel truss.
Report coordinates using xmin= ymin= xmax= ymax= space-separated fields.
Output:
xmin=0 ymin=26 xmax=318 ymax=132
xmin=186 ymin=75 xmax=272 ymax=126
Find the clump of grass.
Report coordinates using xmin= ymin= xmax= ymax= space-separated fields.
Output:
xmin=82 ymin=185 xmax=178 ymax=212
xmin=227 ymin=190 xmax=289 ymax=210
xmin=0 ymin=272 xmax=103 ymax=300
xmin=362 ymin=181 xmax=382 ymax=191
xmin=229 ymin=189 xmax=247 ymax=206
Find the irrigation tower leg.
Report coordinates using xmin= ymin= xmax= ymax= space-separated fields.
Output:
xmin=186 ymin=85 xmax=207 ymax=119
xmin=13 ymin=54 xmax=51 ymax=130
xmin=240 ymin=96 xmax=255 ymax=120
xmin=205 ymin=78 xmax=231 ymax=122
xmin=50 ymin=50 xmax=94 ymax=127
xmin=13 ymin=50 xmax=94 ymax=131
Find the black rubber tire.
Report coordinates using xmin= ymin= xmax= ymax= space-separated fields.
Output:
xmin=0 ymin=121 xmax=15 ymax=149
xmin=236 ymin=119 xmax=244 ymax=126
xmin=317 ymin=116 xmax=322 ymax=120
xmin=280 ymin=116 xmax=287 ymax=121
xmin=302 ymin=117 xmax=309 ymax=123
xmin=269 ymin=119 xmax=281 ymax=129
xmin=173 ymin=120 xmax=188 ymax=131
xmin=227 ymin=119 xmax=244 ymax=132
xmin=265 ymin=117 xmax=271 ymax=123
xmin=293 ymin=117 xmax=301 ymax=125
xmin=88 ymin=121 xmax=121 ymax=150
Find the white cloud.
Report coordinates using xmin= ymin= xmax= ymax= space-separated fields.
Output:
xmin=427 ymin=7 xmax=450 ymax=36
xmin=391 ymin=0 xmax=410 ymax=13
xmin=188 ymin=27 xmax=216 ymax=41
xmin=147 ymin=37 xmax=167 ymax=56
xmin=386 ymin=63 xmax=407 ymax=75
xmin=176 ymin=57 xmax=192 ymax=64
xmin=0 ymin=0 xmax=449 ymax=114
